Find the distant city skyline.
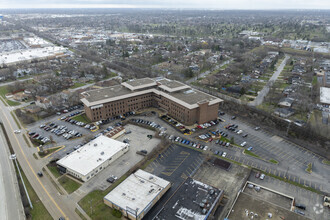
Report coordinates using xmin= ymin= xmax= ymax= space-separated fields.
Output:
xmin=1 ymin=0 xmax=330 ymax=9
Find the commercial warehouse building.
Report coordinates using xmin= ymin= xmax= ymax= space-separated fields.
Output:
xmin=104 ymin=169 xmax=171 ymax=220
xmin=155 ymin=177 xmax=223 ymax=220
xmin=56 ymin=135 xmax=129 ymax=182
xmin=81 ymin=78 xmax=223 ymax=125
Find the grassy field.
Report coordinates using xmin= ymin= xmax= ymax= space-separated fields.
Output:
xmin=72 ymin=114 xmax=91 ymax=124
xmin=46 ymin=163 xmax=62 ymax=178
xmin=78 ymin=174 xmax=128 ymax=219
xmin=38 ymin=147 xmax=61 ymax=158
xmin=0 ymin=86 xmax=21 ymax=106
xmin=16 ymin=163 xmax=52 ymax=220
xmin=58 ymin=176 xmax=81 ymax=194
xmin=70 ymin=82 xmax=86 ymax=89
xmin=306 ymin=163 xmax=312 ymax=173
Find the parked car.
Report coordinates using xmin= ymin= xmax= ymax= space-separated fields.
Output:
xmin=14 ymin=130 xmax=21 ymax=134
xmin=241 ymin=142 xmax=247 ymax=147
xmin=222 ymin=152 xmax=227 ymax=157
xmin=247 ymin=147 xmax=253 ymax=151
xmin=231 ymin=116 xmax=236 ymax=119
xmin=295 ymin=204 xmax=306 ymax=210
xmin=242 ymin=134 xmax=248 ymax=138
xmin=255 ymin=172 xmax=260 ymax=178
xmin=260 ymin=173 xmax=265 ymax=180
xmin=37 ymin=172 xmax=43 ymax=177
xmin=255 ymin=127 xmax=260 ymax=130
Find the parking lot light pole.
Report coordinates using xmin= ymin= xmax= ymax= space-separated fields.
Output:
xmin=10 ymin=154 xmax=33 ymax=209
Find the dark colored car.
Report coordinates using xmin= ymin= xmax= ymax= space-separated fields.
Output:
xmin=107 ymin=177 xmax=115 ymax=183
xmin=37 ymin=172 xmax=43 ymax=177
xmin=295 ymin=204 xmax=306 ymax=210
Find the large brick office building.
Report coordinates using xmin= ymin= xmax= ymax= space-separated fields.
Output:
xmin=81 ymin=78 xmax=222 ymax=125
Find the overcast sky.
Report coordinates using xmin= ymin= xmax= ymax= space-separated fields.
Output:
xmin=1 ymin=0 xmax=330 ymax=9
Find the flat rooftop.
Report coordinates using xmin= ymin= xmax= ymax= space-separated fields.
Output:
xmin=170 ymin=88 xmax=220 ymax=105
xmin=56 ymin=135 xmax=128 ymax=176
xmin=81 ymin=85 xmax=132 ymax=103
xmin=81 ymin=78 xmax=223 ymax=109
xmin=122 ymin=78 xmax=157 ymax=91
xmin=156 ymin=177 xmax=223 ymax=220
xmin=157 ymin=78 xmax=190 ymax=92
xmin=227 ymin=192 xmax=310 ymax=220
xmin=0 ymin=46 xmax=67 ymax=65
xmin=320 ymin=87 xmax=330 ymax=104
xmin=104 ymin=169 xmax=171 ymax=217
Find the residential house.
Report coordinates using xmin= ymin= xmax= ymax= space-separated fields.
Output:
xmin=36 ymin=95 xmax=52 ymax=109
xmin=278 ymin=97 xmax=294 ymax=108
xmin=274 ymin=108 xmax=295 ymax=118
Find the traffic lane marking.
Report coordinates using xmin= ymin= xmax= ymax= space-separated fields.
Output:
xmin=0 ymin=106 xmax=68 ymax=219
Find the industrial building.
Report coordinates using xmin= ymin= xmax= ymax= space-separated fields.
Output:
xmin=104 ymin=169 xmax=171 ymax=220
xmin=56 ymin=135 xmax=129 ymax=182
xmin=81 ymin=78 xmax=223 ymax=125
xmin=155 ymin=177 xmax=223 ymax=220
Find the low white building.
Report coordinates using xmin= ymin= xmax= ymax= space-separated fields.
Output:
xmin=320 ymin=87 xmax=330 ymax=107
xmin=104 ymin=169 xmax=171 ymax=220
xmin=57 ymin=135 xmax=129 ymax=182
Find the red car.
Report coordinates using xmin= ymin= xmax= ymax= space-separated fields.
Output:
xmin=255 ymin=172 xmax=260 ymax=178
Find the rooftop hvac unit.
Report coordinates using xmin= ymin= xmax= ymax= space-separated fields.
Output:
xmin=101 ymin=151 xmax=104 ymax=155
xmin=94 ymin=143 xmax=97 ymax=147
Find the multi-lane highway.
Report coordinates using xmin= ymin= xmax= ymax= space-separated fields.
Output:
xmin=0 ymin=127 xmax=25 ymax=220
xmin=0 ymin=98 xmax=80 ymax=219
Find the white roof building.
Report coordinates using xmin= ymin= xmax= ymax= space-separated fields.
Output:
xmin=57 ymin=135 xmax=129 ymax=182
xmin=320 ymin=87 xmax=330 ymax=105
xmin=104 ymin=169 xmax=171 ymax=220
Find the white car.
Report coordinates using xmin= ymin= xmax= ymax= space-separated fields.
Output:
xmin=222 ymin=152 xmax=227 ymax=157
xmin=240 ymin=142 xmax=247 ymax=147
xmin=237 ymin=130 xmax=243 ymax=134
xmin=14 ymin=130 xmax=21 ymax=134
xmin=260 ymin=174 xmax=265 ymax=180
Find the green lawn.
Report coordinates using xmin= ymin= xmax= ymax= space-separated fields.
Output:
xmin=47 ymin=164 xmax=62 ymax=178
xmin=0 ymin=86 xmax=9 ymax=97
xmin=312 ymin=76 xmax=318 ymax=86
xmin=16 ymin=163 xmax=52 ymax=220
xmin=58 ymin=176 xmax=81 ymax=194
xmin=322 ymin=159 xmax=330 ymax=165
xmin=6 ymin=99 xmax=20 ymax=106
xmin=0 ymin=86 xmax=21 ymax=106
xmin=70 ymin=82 xmax=86 ymax=89
xmin=38 ymin=147 xmax=61 ymax=158
xmin=269 ymin=159 xmax=279 ymax=164
xmin=244 ymin=149 xmax=260 ymax=158
xmin=306 ymin=163 xmax=312 ymax=173
xmin=71 ymin=114 xmax=91 ymax=124
xmin=79 ymin=174 xmax=128 ymax=219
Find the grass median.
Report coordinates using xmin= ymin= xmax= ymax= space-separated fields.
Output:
xmin=15 ymin=162 xmax=52 ymax=220
xmin=243 ymin=149 xmax=260 ymax=158
xmin=71 ymin=113 xmax=91 ymax=124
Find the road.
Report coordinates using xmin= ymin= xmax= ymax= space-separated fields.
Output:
xmin=186 ymin=59 xmax=233 ymax=84
xmin=0 ymin=127 xmax=25 ymax=220
xmin=0 ymin=77 xmax=33 ymax=87
xmin=0 ymin=99 xmax=80 ymax=219
xmin=214 ymin=114 xmax=330 ymax=193
xmin=249 ymin=54 xmax=290 ymax=106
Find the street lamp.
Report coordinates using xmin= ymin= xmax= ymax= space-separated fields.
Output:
xmin=10 ymin=154 xmax=33 ymax=209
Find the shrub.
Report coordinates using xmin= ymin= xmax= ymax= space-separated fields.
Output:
xmin=112 ymin=209 xmax=122 ymax=218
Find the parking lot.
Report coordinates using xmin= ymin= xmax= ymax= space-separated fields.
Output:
xmin=193 ymin=161 xmax=250 ymax=220
xmin=73 ymin=124 xmax=162 ymax=195
xmin=26 ymin=111 xmax=89 ymax=150
xmin=144 ymin=144 xmax=204 ymax=220
xmin=249 ymin=170 xmax=330 ymax=220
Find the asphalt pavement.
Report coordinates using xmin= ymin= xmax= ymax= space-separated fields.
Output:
xmin=0 ymin=127 xmax=25 ymax=220
xmin=249 ymin=54 xmax=290 ymax=106
xmin=0 ymin=97 xmax=81 ymax=219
